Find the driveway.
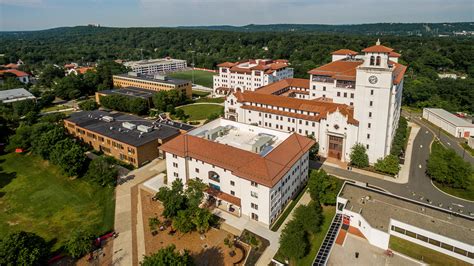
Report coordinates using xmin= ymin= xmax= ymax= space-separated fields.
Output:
xmin=312 ymin=118 xmax=474 ymax=215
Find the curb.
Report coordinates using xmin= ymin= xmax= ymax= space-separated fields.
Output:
xmin=430 ymin=180 xmax=474 ymax=203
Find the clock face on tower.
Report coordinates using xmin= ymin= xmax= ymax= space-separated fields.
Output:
xmin=368 ymin=75 xmax=378 ymax=84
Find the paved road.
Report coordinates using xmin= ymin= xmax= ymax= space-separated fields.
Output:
xmin=403 ymin=110 xmax=474 ymax=165
xmin=311 ymin=118 xmax=474 ymax=216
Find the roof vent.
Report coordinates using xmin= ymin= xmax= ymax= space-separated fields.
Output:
xmin=103 ymin=116 xmax=114 ymax=122
xmin=137 ymin=125 xmax=153 ymax=133
xmin=122 ymin=122 xmax=137 ymax=130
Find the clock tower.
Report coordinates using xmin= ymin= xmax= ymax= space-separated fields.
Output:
xmin=353 ymin=40 xmax=401 ymax=162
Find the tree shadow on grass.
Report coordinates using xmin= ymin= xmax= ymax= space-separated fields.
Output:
xmin=0 ymin=166 xmax=17 ymax=197
xmin=193 ymin=246 xmax=225 ymax=266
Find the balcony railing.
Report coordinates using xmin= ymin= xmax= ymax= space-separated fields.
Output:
xmin=312 ymin=75 xmax=334 ymax=83
xmin=336 ymin=81 xmax=355 ymax=89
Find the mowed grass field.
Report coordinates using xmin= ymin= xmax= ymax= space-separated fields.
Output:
xmin=168 ymin=70 xmax=215 ymax=88
xmin=0 ymin=153 xmax=115 ymax=250
xmin=177 ymin=104 xmax=224 ymax=120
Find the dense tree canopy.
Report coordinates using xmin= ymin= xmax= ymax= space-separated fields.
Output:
xmin=0 ymin=231 xmax=49 ymax=265
xmin=141 ymin=244 xmax=193 ymax=266
xmin=308 ymin=169 xmax=342 ymax=205
xmin=350 ymin=143 xmax=369 ymax=168
xmin=65 ymin=228 xmax=95 ymax=258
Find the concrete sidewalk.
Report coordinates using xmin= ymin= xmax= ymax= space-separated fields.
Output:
xmin=112 ymin=159 xmax=166 ymax=266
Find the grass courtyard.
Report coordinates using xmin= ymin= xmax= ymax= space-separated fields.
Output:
xmin=177 ymin=104 xmax=224 ymax=120
xmin=168 ymin=70 xmax=215 ymax=88
xmin=0 ymin=153 xmax=115 ymax=250
xmin=389 ymin=236 xmax=470 ymax=266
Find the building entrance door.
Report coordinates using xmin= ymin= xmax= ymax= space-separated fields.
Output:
xmin=328 ymin=135 xmax=343 ymax=160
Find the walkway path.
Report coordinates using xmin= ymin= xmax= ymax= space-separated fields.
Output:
xmin=112 ymin=159 xmax=166 ymax=266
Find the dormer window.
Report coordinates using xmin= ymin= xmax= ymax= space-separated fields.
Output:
xmin=370 ymin=56 xmax=375 ymax=66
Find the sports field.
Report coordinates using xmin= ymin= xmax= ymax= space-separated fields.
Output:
xmin=168 ymin=70 xmax=215 ymax=88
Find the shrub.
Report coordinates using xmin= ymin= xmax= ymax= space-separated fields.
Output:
xmin=350 ymin=143 xmax=369 ymax=168
xmin=79 ymin=99 xmax=99 ymax=111
xmin=374 ymin=155 xmax=400 ymax=175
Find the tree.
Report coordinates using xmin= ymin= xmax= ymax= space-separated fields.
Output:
xmin=175 ymin=108 xmax=187 ymax=120
xmin=38 ymin=64 xmax=64 ymax=87
xmin=0 ymin=231 xmax=49 ymax=265
xmin=65 ymin=228 xmax=95 ymax=258
xmin=350 ymin=143 xmax=369 ymax=168
xmin=173 ymin=209 xmax=195 ymax=233
xmin=308 ymin=169 xmax=342 ymax=205
xmin=127 ymin=98 xmax=148 ymax=115
xmin=6 ymin=123 xmax=33 ymax=151
xmin=79 ymin=99 xmax=99 ymax=111
xmin=191 ymin=208 xmax=213 ymax=233
xmin=156 ymin=179 xmax=187 ymax=218
xmin=141 ymin=245 xmax=193 ymax=266
xmin=50 ymin=139 xmax=87 ymax=176
xmin=374 ymin=155 xmax=400 ymax=175
xmin=427 ymin=141 xmax=472 ymax=189
xmin=85 ymin=156 xmax=118 ymax=186
xmin=185 ymin=179 xmax=206 ymax=209
xmin=279 ymin=220 xmax=308 ymax=260
xmin=31 ymin=126 xmax=66 ymax=159
xmin=293 ymin=202 xmax=323 ymax=234
xmin=391 ymin=116 xmax=408 ymax=156
xmin=307 ymin=134 xmax=319 ymax=160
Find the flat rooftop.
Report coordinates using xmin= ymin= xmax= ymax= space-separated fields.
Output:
xmin=124 ymin=58 xmax=186 ymax=67
xmin=188 ymin=118 xmax=289 ymax=156
xmin=65 ymin=110 xmax=180 ymax=147
xmin=99 ymin=87 xmax=155 ymax=99
xmin=424 ymin=108 xmax=474 ymax=128
xmin=0 ymin=88 xmax=35 ymax=103
xmin=114 ymin=73 xmax=190 ymax=86
xmin=340 ymin=183 xmax=474 ymax=245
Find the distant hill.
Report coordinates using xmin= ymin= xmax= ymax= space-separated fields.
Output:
xmin=178 ymin=22 xmax=474 ymax=36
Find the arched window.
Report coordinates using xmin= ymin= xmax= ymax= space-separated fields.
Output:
xmin=376 ymin=56 xmax=381 ymax=66
xmin=370 ymin=56 xmax=375 ymax=66
xmin=209 ymin=171 xmax=220 ymax=182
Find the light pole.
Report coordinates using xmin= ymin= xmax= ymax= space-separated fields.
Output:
xmin=190 ymin=50 xmax=195 ymax=85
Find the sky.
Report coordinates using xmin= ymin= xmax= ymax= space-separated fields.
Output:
xmin=0 ymin=0 xmax=473 ymax=31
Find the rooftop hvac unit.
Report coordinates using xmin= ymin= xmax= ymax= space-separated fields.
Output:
xmin=102 ymin=116 xmax=114 ymax=122
xmin=153 ymin=74 xmax=167 ymax=81
xmin=122 ymin=122 xmax=137 ymax=130
xmin=252 ymin=135 xmax=274 ymax=153
xmin=128 ymin=71 xmax=139 ymax=77
xmin=137 ymin=125 xmax=153 ymax=133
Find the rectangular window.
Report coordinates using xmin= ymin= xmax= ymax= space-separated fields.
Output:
xmin=344 ymin=92 xmax=347 ymax=97
xmin=441 ymin=243 xmax=454 ymax=251
xmin=251 ymin=203 xmax=258 ymax=210
xmin=370 ymin=101 xmax=373 ymax=107
xmin=323 ymin=86 xmax=326 ymax=91
xmin=251 ymin=181 xmax=258 ymax=187
xmin=251 ymin=191 xmax=258 ymax=198
xmin=405 ymin=230 xmax=416 ymax=238
xmin=230 ymin=190 xmax=235 ymax=196
xmin=173 ymin=154 xmax=177 ymax=159
xmin=173 ymin=162 xmax=178 ymax=168
xmin=366 ymin=144 xmax=369 ymax=150
xmin=416 ymin=234 xmax=428 ymax=242
xmin=350 ymin=93 xmax=354 ymax=98
xmin=367 ymin=134 xmax=370 ymax=139
xmin=195 ymin=168 xmax=199 ymax=173
xmin=368 ymin=123 xmax=371 ymax=128
xmin=428 ymin=239 xmax=441 ymax=247
xmin=369 ymin=112 xmax=372 ymax=118
xmin=230 ymin=180 xmax=235 ymax=186
xmin=173 ymin=172 xmax=178 ymax=177
xmin=370 ymin=90 xmax=374 ymax=95
xmin=337 ymin=92 xmax=341 ymax=97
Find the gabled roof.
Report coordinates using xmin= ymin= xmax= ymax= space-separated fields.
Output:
xmin=362 ymin=45 xmax=394 ymax=53
xmin=160 ymin=132 xmax=315 ymax=187
xmin=308 ymin=60 xmax=363 ymax=81
xmin=0 ymin=69 xmax=29 ymax=77
xmin=390 ymin=61 xmax=407 ymax=85
xmin=389 ymin=51 xmax=401 ymax=58
xmin=255 ymin=78 xmax=309 ymax=95
xmin=331 ymin=49 xmax=358 ymax=56
xmin=234 ymin=91 xmax=358 ymax=125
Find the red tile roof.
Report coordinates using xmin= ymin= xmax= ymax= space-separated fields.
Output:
xmin=206 ymin=187 xmax=241 ymax=206
xmin=255 ymin=78 xmax=309 ymax=95
xmin=389 ymin=51 xmax=401 ymax=58
xmin=0 ymin=69 xmax=29 ymax=77
xmin=217 ymin=62 xmax=237 ymax=68
xmin=308 ymin=60 xmax=363 ymax=81
xmin=390 ymin=61 xmax=407 ymax=85
xmin=234 ymin=91 xmax=358 ymax=125
xmin=217 ymin=59 xmax=290 ymax=74
xmin=160 ymin=132 xmax=315 ymax=187
xmin=77 ymin=67 xmax=94 ymax=74
xmin=331 ymin=49 xmax=358 ymax=56
xmin=4 ymin=63 xmax=19 ymax=69
xmin=362 ymin=45 xmax=394 ymax=53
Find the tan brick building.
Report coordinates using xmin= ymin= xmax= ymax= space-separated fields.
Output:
xmin=113 ymin=73 xmax=192 ymax=98
xmin=64 ymin=111 xmax=180 ymax=167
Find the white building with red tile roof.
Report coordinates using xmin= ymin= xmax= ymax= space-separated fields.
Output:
xmin=0 ymin=69 xmax=31 ymax=84
xmin=213 ymin=59 xmax=293 ymax=95
xmin=225 ymin=40 xmax=407 ymax=163
xmin=160 ymin=118 xmax=314 ymax=226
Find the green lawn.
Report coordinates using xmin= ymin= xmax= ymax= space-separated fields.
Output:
xmin=433 ymin=181 xmax=474 ymax=201
xmin=389 ymin=236 xmax=470 ymax=266
xmin=192 ymin=90 xmax=211 ymax=97
xmin=168 ymin=70 xmax=215 ymax=88
xmin=177 ymin=104 xmax=223 ymax=120
xmin=41 ymin=104 xmax=70 ymax=113
xmin=195 ymin=97 xmax=225 ymax=104
xmin=0 ymin=153 xmax=115 ymax=250
xmin=274 ymin=206 xmax=336 ymax=265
